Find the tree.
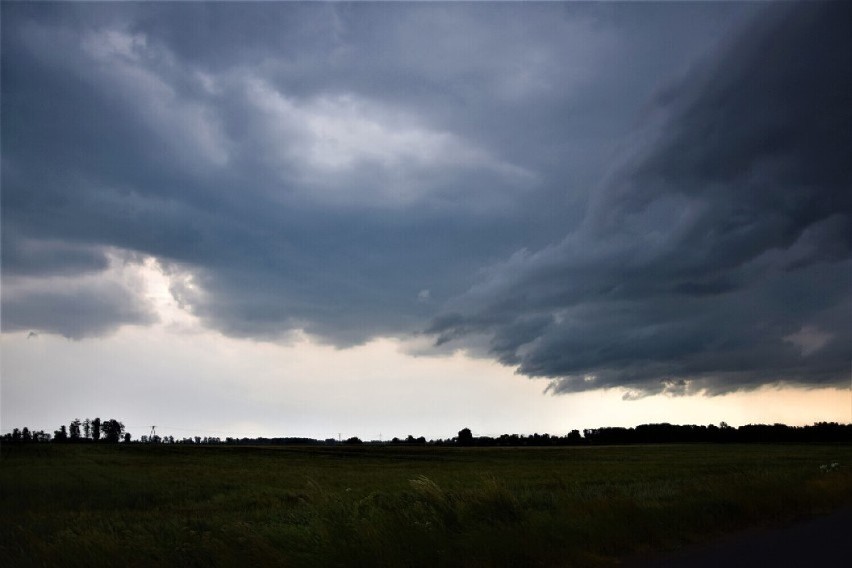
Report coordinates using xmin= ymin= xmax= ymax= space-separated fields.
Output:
xmin=457 ymin=428 xmax=473 ymax=446
xmin=102 ymin=419 xmax=124 ymax=443
xmin=54 ymin=425 xmax=68 ymax=442
xmin=22 ymin=427 xmax=32 ymax=442
xmin=91 ymin=418 xmax=101 ymax=442
xmin=83 ymin=419 xmax=91 ymax=440
xmin=123 ymin=433 xmax=131 ymax=443
xmin=69 ymin=419 xmax=81 ymax=440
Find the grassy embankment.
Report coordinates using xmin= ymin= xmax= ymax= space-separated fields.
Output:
xmin=2 ymin=443 xmax=851 ymax=567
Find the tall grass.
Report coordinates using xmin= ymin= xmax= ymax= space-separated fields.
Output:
xmin=2 ymin=444 xmax=851 ymax=566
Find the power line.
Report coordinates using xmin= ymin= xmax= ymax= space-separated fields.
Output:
xmin=126 ymin=424 xmax=349 ymax=439
xmin=126 ymin=425 xmax=253 ymax=437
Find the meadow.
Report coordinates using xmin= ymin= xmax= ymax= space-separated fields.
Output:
xmin=2 ymin=443 xmax=851 ymax=567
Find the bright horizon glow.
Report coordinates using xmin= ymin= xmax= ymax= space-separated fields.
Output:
xmin=2 ymin=255 xmax=850 ymax=440
xmin=3 ymin=327 xmax=849 ymax=441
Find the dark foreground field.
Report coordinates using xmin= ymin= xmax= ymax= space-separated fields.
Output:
xmin=2 ymin=444 xmax=851 ymax=567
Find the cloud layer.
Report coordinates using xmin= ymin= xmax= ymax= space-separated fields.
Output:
xmin=429 ymin=2 xmax=852 ymax=395
xmin=3 ymin=2 xmax=848 ymax=395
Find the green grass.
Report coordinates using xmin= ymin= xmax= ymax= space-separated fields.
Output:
xmin=2 ymin=443 xmax=852 ymax=566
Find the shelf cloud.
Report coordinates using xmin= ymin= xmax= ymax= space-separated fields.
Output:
xmin=3 ymin=1 xmax=848 ymax=396
xmin=428 ymin=2 xmax=852 ymax=395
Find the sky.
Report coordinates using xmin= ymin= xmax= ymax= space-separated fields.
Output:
xmin=2 ymin=1 xmax=851 ymax=441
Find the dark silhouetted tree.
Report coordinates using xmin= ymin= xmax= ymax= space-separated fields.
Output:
xmin=91 ymin=417 xmax=101 ymax=442
xmin=54 ymin=425 xmax=68 ymax=442
xmin=102 ymin=419 xmax=124 ymax=443
xmin=566 ymin=430 xmax=582 ymax=444
xmin=69 ymin=419 xmax=81 ymax=440
xmin=457 ymin=428 xmax=473 ymax=446
xmin=124 ymin=433 xmax=131 ymax=443
xmin=83 ymin=418 xmax=91 ymax=440
xmin=22 ymin=427 xmax=32 ymax=442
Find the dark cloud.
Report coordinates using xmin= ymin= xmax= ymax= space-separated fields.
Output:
xmin=1 ymin=233 xmax=109 ymax=277
xmin=429 ymin=1 xmax=852 ymax=395
xmin=1 ymin=279 xmax=156 ymax=339
xmin=11 ymin=0 xmax=836 ymax=403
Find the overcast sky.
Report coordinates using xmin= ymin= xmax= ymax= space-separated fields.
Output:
xmin=2 ymin=2 xmax=850 ymax=440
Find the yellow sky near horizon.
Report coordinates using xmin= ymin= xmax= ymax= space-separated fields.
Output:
xmin=2 ymin=255 xmax=849 ymax=440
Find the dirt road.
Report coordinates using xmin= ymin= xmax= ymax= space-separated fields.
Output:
xmin=626 ymin=507 xmax=852 ymax=567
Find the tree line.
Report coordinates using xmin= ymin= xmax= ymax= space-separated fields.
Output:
xmin=3 ymin=417 xmax=128 ymax=444
xmin=444 ymin=423 xmax=852 ymax=446
xmin=3 ymin=420 xmax=851 ymax=446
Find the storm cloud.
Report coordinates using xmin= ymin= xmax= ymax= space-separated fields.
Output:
xmin=2 ymin=2 xmax=848 ymax=395
xmin=429 ymin=1 xmax=852 ymax=395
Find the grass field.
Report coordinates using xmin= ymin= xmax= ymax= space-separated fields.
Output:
xmin=2 ymin=443 xmax=851 ymax=567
